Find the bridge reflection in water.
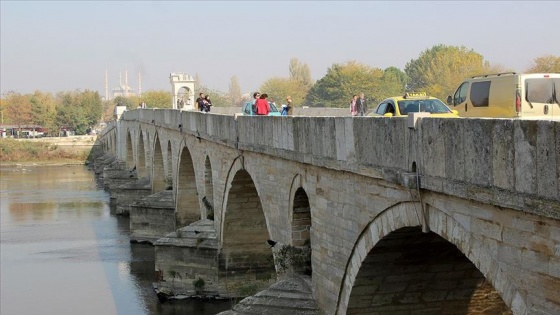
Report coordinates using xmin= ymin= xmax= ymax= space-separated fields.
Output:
xmin=0 ymin=165 xmax=232 ymax=315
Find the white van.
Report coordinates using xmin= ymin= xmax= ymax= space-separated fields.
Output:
xmin=446 ymin=72 xmax=560 ymax=119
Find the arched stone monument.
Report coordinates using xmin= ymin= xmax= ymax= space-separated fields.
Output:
xmin=169 ymin=73 xmax=195 ymax=110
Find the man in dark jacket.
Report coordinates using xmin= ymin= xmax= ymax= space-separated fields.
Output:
xmin=195 ymin=93 xmax=205 ymax=111
xmin=357 ymin=93 xmax=367 ymax=116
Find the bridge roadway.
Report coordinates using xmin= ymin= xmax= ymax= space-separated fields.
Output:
xmin=96 ymin=108 xmax=560 ymax=315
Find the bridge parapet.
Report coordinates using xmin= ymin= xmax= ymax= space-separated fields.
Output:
xmin=119 ymin=110 xmax=559 ymax=220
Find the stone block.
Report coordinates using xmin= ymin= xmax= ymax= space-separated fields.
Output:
xmin=492 ymin=119 xmax=515 ymax=190
xmin=514 ymin=120 xmax=538 ymax=194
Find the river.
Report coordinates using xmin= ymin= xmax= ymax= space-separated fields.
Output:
xmin=0 ymin=164 xmax=231 ymax=315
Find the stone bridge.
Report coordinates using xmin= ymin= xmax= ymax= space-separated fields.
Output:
xmin=96 ymin=109 xmax=560 ymax=315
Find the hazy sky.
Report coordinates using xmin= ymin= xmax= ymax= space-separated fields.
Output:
xmin=1 ymin=1 xmax=559 ymax=97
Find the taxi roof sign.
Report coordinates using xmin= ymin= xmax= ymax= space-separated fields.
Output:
xmin=404 ymin=92 xmax=427 ymax=99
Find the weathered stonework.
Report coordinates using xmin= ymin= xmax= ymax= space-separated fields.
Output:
xmin=129 ymin=190 xmax=175 ymax=243
xmin=95 ymin=110 xmax=560 ymax=315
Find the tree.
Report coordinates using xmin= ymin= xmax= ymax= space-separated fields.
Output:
xmin=55 ymin=91 xmax=88 ymax=135
xmin=80 ymin=90 xmax=103 ymax=128
xmin=526 ymin=55 xmax=560 ymax=73
xmin=194 ymin=73 xmax=201 ymax=94
xmin=228 ymin=76 xmax=242 ymax=107
xmin=141 ymin=90 xmax=172 ymax=109
xmin=257 ymin=58 xmax=313 ymax=107
xmin=102 ymin=99 xmax=116 ymax=122
xmin=289 ymin=58 xmax=312 ymax=88
xmin=3 ymin=91 xmax=33 ymax=136
xmin=376 ymin=67 xmax=408 ymax=103
xmin=305 ymin=61 xmax=383 ymax=107
xmin=404 ymin=44 xmax=499 ymax=100
xmin=198 ymin=88 xmax=229 ymax=107
xmin=259 ymin=78 xmax=301 ymax=106
xmin=29 ymin=90 xmax=57 ymax=136
xmin=51 ymin=90 xmax=102 ymax=135
xmin=113 ymin=96 xmax=136 ymax=109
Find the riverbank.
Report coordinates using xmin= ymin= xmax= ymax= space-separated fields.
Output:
xmin=0 ymin=137 xmax=101 ymax=165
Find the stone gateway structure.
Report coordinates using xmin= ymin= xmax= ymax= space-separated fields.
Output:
xmin=96 ymin=108 xmax=560 ymax=315
xmin=169 ymin=73 xmax=195 ymax=110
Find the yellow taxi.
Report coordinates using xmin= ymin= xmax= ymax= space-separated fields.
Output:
xmin=369 ymin=92 xmax=460 ymax=117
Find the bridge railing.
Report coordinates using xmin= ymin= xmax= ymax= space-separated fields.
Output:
xmin=118 ymin=110 xmax=560 ymax=219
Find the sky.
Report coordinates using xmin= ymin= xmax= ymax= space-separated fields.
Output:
xmin=1 ymin=1 xmax=559 ymax=97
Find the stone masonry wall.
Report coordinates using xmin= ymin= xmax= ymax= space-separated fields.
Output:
xmin=104 ymin=110 xmax=560 ymax=314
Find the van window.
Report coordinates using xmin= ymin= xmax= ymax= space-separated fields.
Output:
xmin=470 ymin=81 xmax=491 ymax=107
xmin=525 ymin=79 xmax=554 ymax=103
xmin=453 ymin=82 xmax=469 ymax=105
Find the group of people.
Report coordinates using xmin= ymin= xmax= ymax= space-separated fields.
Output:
xmin=195 ymin=93 xmax=213 ymax=112
xmin=350 ymin=93 xmax=368 ymax=116
xmin=252 ymin=92 xmax=293 ymax=116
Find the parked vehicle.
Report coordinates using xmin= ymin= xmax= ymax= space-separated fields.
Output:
xmin=446 ymin=72 xmax=560 ymax=119
xmin=369 ymin=92 xmax=459 ymax=118
xmin=241 ymin=101 xmax=281 ymax=116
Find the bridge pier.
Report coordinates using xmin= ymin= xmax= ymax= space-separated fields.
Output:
xmin=108 ymin=177 xmax=152 ymax=216
xmin=93 ymin=152 xmax=116 ymax=176
xmin=129 ymin=190 xmax=175 ymax=243
xmin=153 ymin=219 xmax=223 ymax=298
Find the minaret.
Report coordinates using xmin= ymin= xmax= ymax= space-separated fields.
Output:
xmin=104 ymin=69 xmax=109 ymax=101
xmin=119 ymin=71 xmax=123 ymax=87
xmin=138 ymin=71 xmax=142 ymax=96
xmin=125 ymin=67 xmax=129 ymax=97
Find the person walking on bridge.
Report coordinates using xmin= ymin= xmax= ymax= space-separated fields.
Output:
xmin=350 ymin=95 xmax=358 ymax=116
xmin=255 ymin=94 xmax=270 ymax=115
xmin=357 ymin=92 xmax=367 ymax=116
xmin=196 ymin=93 xmax=205 ymax=112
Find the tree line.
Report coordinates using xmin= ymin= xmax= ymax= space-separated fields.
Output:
xmin=1 ymin=44 xmax=558 ymax=135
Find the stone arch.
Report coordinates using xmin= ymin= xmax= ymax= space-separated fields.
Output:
xmin=105 ymin=133 xmax=109 ymax=152
xmin=203 ymin=155 xmax=214 ymax=220
xmin=175 ymin=143 xmax=200 ymax=227
xmin=336 ymin=203 xmax=517 ymax=315
xmin=219 ymin=167 xmax=276 ymax=294
xmin=137 ymin=130 xmax=147 ymax=178
xmin=288 ymin=174 xmax=312 ymax=276
xmin=126 ymin=130 xmax=134 ymax=169
xmin=170 ymin=73 xmax=195 ymax=110
xmin=151 ymin=133 xmax=166 ymax=193
xmin=166 ymin=140 xmax=172 ymax=187
xmin=111 ymin=131 xmax=117 ymax=155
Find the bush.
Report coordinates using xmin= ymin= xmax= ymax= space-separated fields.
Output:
xmin=0 ymin=138 xmax=91 ymax=163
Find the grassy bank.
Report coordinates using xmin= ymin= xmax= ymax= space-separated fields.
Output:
xmin=0 ymin=138 xmax=98 ymax=164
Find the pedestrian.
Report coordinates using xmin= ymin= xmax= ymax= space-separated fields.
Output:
xmin=357 ymin=93 xmax=367 ymax=116
xmin=350 ymin=95 xmax=358 ymax=116
xmin=283 ymin=96 xmax=293 ymax=116
xmin=251 ymin=92 xmax=261 ymax=115
xmin=196 ymin=93 xmax=205 ymax=111
xmin=255 ymin=93 xmax=270 ymax=115
xmin=203 ymin=95 xmax=212 ymax=112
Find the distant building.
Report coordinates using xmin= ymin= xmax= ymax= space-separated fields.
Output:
xmin=104 ymin=68 xmax=141 ymax=101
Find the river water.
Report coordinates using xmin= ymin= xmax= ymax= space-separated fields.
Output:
xmin=0 ymin=164 xmax=231 ymax=315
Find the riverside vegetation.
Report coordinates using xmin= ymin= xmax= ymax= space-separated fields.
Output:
xmin=0 ymin=138 xmax=98 ymax=165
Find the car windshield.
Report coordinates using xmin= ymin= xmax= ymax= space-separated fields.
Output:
xmin=398 ymin=99 xmax=452 ymax=114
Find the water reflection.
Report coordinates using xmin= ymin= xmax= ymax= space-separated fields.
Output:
xmin=0 ymin=165 xmax=231 ymax=315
